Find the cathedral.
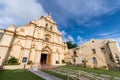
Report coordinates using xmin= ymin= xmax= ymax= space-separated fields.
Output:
xmin=0 ymin=15 xmax=67 ymax=69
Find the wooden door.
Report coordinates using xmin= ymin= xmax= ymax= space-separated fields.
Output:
xmin=47 ymin=54 xmax=51 ymax=65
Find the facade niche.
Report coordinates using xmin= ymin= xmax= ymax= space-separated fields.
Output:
xmin=50 ymin=26 xmax=52 ymax=31
xmin=101 ymin=47 xmax=106 ymax=53
xmin=92 ymin=57 xmax=97 ymax=64
xmin=45 ymin=24 xmax=48 ymax=28
xmin=109 ymin=53 xmax=114 ymax=62
xmin=92 ymin=49 xmax=96 ymax=54
xmin=45 ymin=34 xmax=51 ymax=42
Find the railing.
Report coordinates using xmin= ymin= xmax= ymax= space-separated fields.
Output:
xmin=50 ymin=68 xmax=104 ymax=80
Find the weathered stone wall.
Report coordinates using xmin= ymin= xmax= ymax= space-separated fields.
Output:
xmin=65 ymin=39 xmax=120 ymax=70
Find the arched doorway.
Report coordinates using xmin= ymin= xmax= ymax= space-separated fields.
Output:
xmin=40 ymin=46 xmax=51 ymax=65
xmin=92 ymin=57 xmax=97 ymax=64
xmin=41 ymin=54 xmax=47 ymax=64
xmin=92 ymin=57 xmax=97 ymax=68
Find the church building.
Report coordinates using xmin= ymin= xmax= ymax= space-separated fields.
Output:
xmin=0 ymin=15 xmax=67 ymax=69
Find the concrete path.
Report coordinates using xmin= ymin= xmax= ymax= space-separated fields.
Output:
xmin=29 ymin=69 xmax=63 ymax=80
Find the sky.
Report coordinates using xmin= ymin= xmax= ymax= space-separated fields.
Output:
xmin=0 ymin=0 xmax=120 ymax=45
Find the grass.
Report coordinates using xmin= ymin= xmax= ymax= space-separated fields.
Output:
xmin=42 ymin=70 xmax=74 ymax=80
xmin=60 ymin=65 xmax=120 ymax=77
xmin=1 ymin=65 xmax=119 ymax=80
xmin=0 ymin=69 xmax=45 ymax=80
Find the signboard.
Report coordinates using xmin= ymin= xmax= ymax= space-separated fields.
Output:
xmin=22 ymin=57 xmax=27 ymax=63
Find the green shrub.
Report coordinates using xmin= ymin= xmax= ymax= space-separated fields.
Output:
xmin=7 ymin=57 xmax=18 ymax=65
xmin=56 ymin=61 xmax=59 ymax=64
xmin=65 ymin=61 xmax=72 ymax=65
xmin=27 ymin=60 xmax=32 ymax=65
xmin=62 ymin=59 xmax=65 ymax=63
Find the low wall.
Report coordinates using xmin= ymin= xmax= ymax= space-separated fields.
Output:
xmin=54 ymin=63 xmax=66 ymax=66
xmin=3 ymin=65 xmax=30 ymax=70
xmin=3 ymin=64 xmax=66 ymax=70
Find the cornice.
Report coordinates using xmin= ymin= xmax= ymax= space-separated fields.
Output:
xmin=4 ymin=30 xmax=15 ymax=33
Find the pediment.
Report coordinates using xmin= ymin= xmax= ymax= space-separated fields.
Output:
xmin=42 ymin=46 xmax=52 ymax=53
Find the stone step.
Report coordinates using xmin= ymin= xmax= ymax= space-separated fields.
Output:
xmin=41 ymin=64 xmax=57 ymax=70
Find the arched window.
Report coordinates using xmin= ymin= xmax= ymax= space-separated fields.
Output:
xmin=50 ymin=26 xmax=52 ymax=31
xmin=45 ymin=37 xmax=49 ymax=42
xmin=92 ymin=49 xmax=96 ymax=54
xmin=0 ymin=32 xmax=4 ymax=41
xmin=92 ymin=57 xmax=97 ymax=64
xmin=45 ymin=34 xmax=51 ymax=42
xmin=74 ymin=51 xmax=77 ymax=57
xmin=46 ymin=24 xmax=48 ymax=28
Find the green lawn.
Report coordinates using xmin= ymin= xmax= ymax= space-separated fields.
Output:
xmin=60 ymin=65 xmax=120 ymax=77
xmin=0 ymin=69 xmax=44 ymax=80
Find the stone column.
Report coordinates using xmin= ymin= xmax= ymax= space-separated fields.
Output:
xmin=59 ymin=53 xmax=62 ymax=64
xmin=34 ymin=50 xmax=41 ymax=69
xmin=21 ymin=37 xmax=32 ymax=66
xmin=51 ymin=52 xmax=56 ymax=65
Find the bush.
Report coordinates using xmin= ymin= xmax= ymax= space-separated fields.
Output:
xmin=7 ymin=57 xmax=18 ymax=65
xmin=56 ymin=61 xmax=59 ymax=64
xmin=65 ymin=61 xmax=72 ymax=65
xmin=62 ymin=60 xmax=65 ymax=63
xmin=27 ymin=60 xmax=32 ymax=65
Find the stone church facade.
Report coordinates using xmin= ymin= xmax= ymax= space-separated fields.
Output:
xmin=0 ymin=15 xmax=67 ymax=68
xmin=65 ymin=39 xmax=120 ymax=70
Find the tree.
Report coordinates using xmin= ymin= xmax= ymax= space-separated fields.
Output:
xmin=66 ymin=41 xmax=78 ymax=49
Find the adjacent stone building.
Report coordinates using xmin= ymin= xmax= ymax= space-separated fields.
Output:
xmin=0 ymin=15 xmax=67 ymax=69
xmin=65 ymin=39 xmax=120 ymax=70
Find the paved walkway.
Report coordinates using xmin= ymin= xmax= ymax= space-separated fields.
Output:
xmin=29 ymin=69 xmax=63 ymax=80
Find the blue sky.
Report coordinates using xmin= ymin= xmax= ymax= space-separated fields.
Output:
xmin=0 ymin=0 xmax=120 ymax=45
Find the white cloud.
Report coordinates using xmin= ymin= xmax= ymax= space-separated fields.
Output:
xmin=56 ymin=0 xmax=120 ymax=26
xmin=61 ymin=30 xmax=66 ymax=36
xmin=77 ymin=36 xmax=87 ymax=45
xmin=68 ymin=35 xmax=74 ymax=41
xmin=61 ymin=30 xmax=87 ymax=45
xmin=114 ymin=38 xmax=120 ymax=45
xmin=0 ymin=0 xmax=47 ymax=29
xmin=98 ymin=31 xmax=118 ymax=36
xmin=98 ymin=31 xmax=120 ymax=45
xmin=58 ymin=0 xmax=108 ymax=16
xmin=81 ymin=21 xmax=103 ymax=27
xmin=61 ymin=30 xmax=74 ymax=42
xmin=98 ymin=31 xmax=120 ymax=39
